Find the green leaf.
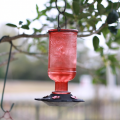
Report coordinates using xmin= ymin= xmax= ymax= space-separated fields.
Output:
xmin=47 ymin=17 xmax=56 ymax=22
xmin=94 ymin=66 xmax=107 ymax=85
xmin=107 ymin=10 xmax=119 ymax=24
xmin=96 ymin=66 xmax=106 ymax=76
xmin=92 ymin=78 xmax=97 ymax=84
xmin=108 ymin=54 xmax=118 ymax=63
xmin=99 ymin=79 xmax=107 ymax=85
xmin=33 ymin=28 xmax=40 ymax=33
xmin=72 ymin=0 xmax=80 ymax=15
xmin=110 ymin=64 xmax=116 ymax=74
xmin=33 ymin=9 xmax=47 ymax=21
xmin=50 ymin=0 xmax=54 ymax=4
xmin=6 ymin=23 xmax=17 ymax=27
xmin=113 ymin=29 xmax=120 ymax=44
xmin=64 ymin=12 xmax=74 ymax=19
xmin=21 ymin=25 xmax=29 ymax=30
xmin=88 ymin=4 xmax=94 ymax=12
xmin=106 ymin=38 xmax=112 ymax=48
xmin=27 ymin=19 xmax=31 ymax=26
xmin=78 ymin=20 xmax=82 ymax=26
xmin=110 ymin=47 xmax=119 ymax=50
xmin=97 ymin=4 xmax=105 ymax=15
xmin=101 ymin=26 xmax=109 ymax=38
xmin=99 ymin=47 xmax=104 ymax=56
xmin=78 ymin=13 xmax=91 ymax=19
xmin=108 ymin=26 xmax=117 ymax=35
xmin=80 ymin=0 xmax=84 ymax=3
xmin=97 ymin=0 xmax=102 ymax=4
xmin=85 ymin=0 xmax=89 ymax=4
xmin=40 ymin=41 xmax=46 ymax=44
xmin=69 ymin=20 xmax=74 ymax=25
xmin=19 ymin=21 xmax=23 ymax=25
xmin=108 ymin=54 xmax=120 ymax=70
xmin=93 ymin=36 xmax=99 ymax=51
xmin=85 ymin=17 xmax=101 ymax=29
xmin=66 ymin=2 xmax=71 ymax=9
xmin=37 ymin=45 xmax=47 ymax=53
xmin=36 ymin=4 xmax=39 ymax=14
xmin=106 ymin=2 xmax=118 ymax=13
xmin=27 ymin=44 xmax=32 ymax=52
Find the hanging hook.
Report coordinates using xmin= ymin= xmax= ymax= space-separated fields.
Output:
xmin=55 ymin=0 xmax=67 ymax=30
xmin=55 ymin=0 xmax=66 ymax=14
xmin=0 ymin=41 xmax=14 ymax=112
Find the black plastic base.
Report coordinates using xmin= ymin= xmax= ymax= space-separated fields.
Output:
xmin=35 ymin=93 xmax=84 ymax=106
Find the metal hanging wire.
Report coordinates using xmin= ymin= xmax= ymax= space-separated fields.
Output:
xmin=0 ymin=41 xmax=14 ymax=113
xmin=55 ymin=0 xmax=67 ymax=31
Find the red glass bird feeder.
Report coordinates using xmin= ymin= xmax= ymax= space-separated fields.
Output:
xmin=35 ymin=29 xmax=84 ymax=106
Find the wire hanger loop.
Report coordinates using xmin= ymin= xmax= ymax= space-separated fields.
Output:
xmin=55 ymin=0 xmax=67 ymax=30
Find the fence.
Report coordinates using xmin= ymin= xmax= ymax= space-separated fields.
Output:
xmin=0 ymin=100 xmax=120 ymax=120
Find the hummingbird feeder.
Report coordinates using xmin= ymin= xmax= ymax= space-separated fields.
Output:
xmin=35 ymin=0 xmax=84 ymax=106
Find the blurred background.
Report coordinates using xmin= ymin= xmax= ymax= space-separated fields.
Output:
xmin=0 ymin=0 xmax=120 ymax=120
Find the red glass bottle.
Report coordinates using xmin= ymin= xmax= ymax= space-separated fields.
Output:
xmin=48 ymin=29 xmax=78 ymax=94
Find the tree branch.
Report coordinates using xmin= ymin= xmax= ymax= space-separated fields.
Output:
xmin=0 ymin=58 xmax=17 ymax=67
xmin=80 ymin=1 xmax=96 ymax=12
xmin=0 ymin=22 xmax=107 ymax=43
xmin=11 ymin=42 xmax=47 ymax=55
xmin=0 ymin=34 xmax=49 ymax=43
xmin=11 ymin=42 xmax=48 ymax=61
xmin=78 ymin=22 xmax=107 ymax=37
xmin=0 ymin=51 xmax=17 ymax=56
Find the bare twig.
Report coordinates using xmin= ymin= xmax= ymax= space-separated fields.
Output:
xmin=0 ymin=58 xmax=17 ymax=67
xmin=0 ymin=51 xmax=17 ymax=57
xmin=12 ymin=43 xmax=38 ymax=55
xmin=11 ymin=42 xmax=48 ymax=61
xmin=11 ymin=42 xmax=47 ymax=56
xmin=78 ymin=22 xmax=107 ymax=37
xmin=85 ymin=1 xmax=96 ymax=8
xmin=80 ymin=1 xmax=96 ymax=13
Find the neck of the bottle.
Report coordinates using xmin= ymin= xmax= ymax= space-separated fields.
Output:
xmin=52 ymin=82 xmax=70 ymax=94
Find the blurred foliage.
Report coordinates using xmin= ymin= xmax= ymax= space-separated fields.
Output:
xmin=1 ymin=0 xmax=120 ymax=85
xmin=9 ymin=55 xmax=50 ymax=80
xmin=0 ymin=54 xmax=87 ymax=82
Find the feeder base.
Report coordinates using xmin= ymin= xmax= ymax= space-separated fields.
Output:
xmin=35 ymin=93 xmax=84 ymax=106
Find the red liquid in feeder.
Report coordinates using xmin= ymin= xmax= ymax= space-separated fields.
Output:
xmin=48 ymin=68 xmax=76 ymax=82
xmin=48 ymin=68 xmax=76 ymax=94
xmin=48 ymin=29 xmax=77 ymax=94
